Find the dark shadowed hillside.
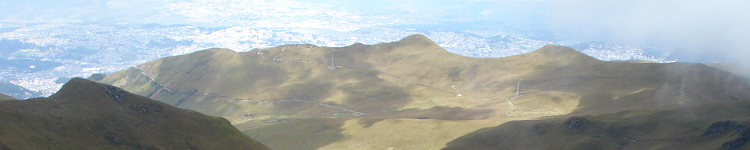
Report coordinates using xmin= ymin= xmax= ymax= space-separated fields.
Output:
xmin=0 ymin=78 xmax=270 ymax=150
xmin=100 ymin=34 xmax=750 ymax=150
xmin=443 ymin=101 xmax=750 ymax=150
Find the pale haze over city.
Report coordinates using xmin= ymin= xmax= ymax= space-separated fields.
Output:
xmin=0 ymin=0 xmax=747 ymax=98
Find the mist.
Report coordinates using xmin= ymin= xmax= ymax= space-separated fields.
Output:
xmin=546 ymin=0 xmax=750 ymax=66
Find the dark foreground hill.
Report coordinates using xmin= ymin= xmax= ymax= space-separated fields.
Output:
xmin=0 ymin=78 xmax=270 ymax=150
xmin=99 ymin=34 xmax=750 ymax=150
xmin=443 ymin=101 xmax=750 ymax=150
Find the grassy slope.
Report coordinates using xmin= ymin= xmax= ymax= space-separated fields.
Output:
xmin=706 ymin=63 xmax=750 ymax=78
xmin=0 ymin=93 xmax=15 ymax=101
xmin=0 ymin=78 xmax=270 ymax=150
xmin=100 ymin=34 xmax=750 ymax=150
xmin=0 ymin=81 xmax=39 ymax=99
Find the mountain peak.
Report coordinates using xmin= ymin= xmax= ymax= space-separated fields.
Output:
xmin=58 ymin=77 xmax=97 ymax=89
xmin=533 ymin=45 xmax=585 ymax=56
xmin=50 ymin=77 xmax=117 ymax=102
xmin=0 ymin=78 xmax=271 ymax=149
xmin=395 ymin=34 xmax=439 ymax=47
xmin=523 ymin=45 xmax=599 ymax=62
xmin=401 ymin=34 xmax=430 ymax=41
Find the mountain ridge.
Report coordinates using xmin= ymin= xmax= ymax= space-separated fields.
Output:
xmin=99 ymin=34 xmax=750 ymax=150
xmin=0 ymin=78 xmax=270 ymax=150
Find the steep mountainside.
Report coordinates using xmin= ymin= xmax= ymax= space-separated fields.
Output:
xmin=101 ymin=34 xmax=750 ymax=150
xmin=0 ymin=78 xmax=270 ymax=150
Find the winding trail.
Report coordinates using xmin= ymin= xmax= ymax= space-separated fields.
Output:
xmin=451 ymin=85 xmax=462 ymax=96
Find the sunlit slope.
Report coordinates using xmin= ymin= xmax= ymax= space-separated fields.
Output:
xmin=100 ymin=34 xmax=750 ymax=150
xmin=0 ymin=78 xmax=270 ymax=150
xmin=0 ymin=93 xmax=15 ymax=101
xmin=101 ymin=35 xmax=603 ymax=119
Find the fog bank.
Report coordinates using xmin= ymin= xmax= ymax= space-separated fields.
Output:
xmin=547 ymin=0 xmax=750 ymax=65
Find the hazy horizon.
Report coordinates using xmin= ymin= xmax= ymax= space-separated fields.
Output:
xmin=4 ymin=0 xmax=745 ymax=62
xmin=1 ymin=0 xmax=749 ymax=98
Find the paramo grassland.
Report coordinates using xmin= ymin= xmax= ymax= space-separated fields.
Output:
xmin=101 ymin=34 xmax=750 ymax=150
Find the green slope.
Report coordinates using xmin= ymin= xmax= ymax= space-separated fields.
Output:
xmin=100 ymin=34 xmax=750 ymax=150
xmin=0 ymin=78 xmax=270 ymax=150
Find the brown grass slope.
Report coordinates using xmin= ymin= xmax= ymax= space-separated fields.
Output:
xmin=0 ymin=93 xmax=15 ymax=101
xmin=100 ymin=35 xmax=497 ymax=122
xmin=99 ymin=34 xmax=750 ymax=150
xmin=0 ymin=78 xmax=270 ymax=150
